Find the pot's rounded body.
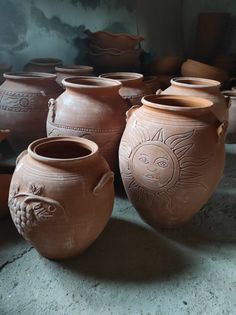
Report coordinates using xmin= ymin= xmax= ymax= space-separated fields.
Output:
xmin=55 ymin=65 xmax=94 ymax=86
xmin=119 ymin=95 xmax=226 ymax=228
xmin=0 ymin=73 xmax=62 ymax=153
xmin=222 ymin=90 xmax=236 ymax=143
xmin=162 ymin=77 xmax=228 ymax=122
xmin=24 ymin=58 xmax=63 ymax=73
xmin=99 ymin=72 xmax=146 ymax=107
xmin=46 ymin=77 xmax=128 ymax=171
xmin=8 ymin=137 xmax=114 ymax=260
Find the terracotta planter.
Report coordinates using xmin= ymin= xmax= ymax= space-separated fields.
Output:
xmin=0 ymin=72 xmax=62 ymax=153
xmin=181 ymin=59 xmax=229 ymax=83
xmin=8 ymin=137 xmax=114 ymax=260
xmin=46 ymin=76 xmax=128 ymax=171
xmin=119 ymin=95 xmax=226 ymax=228
xmin=55 ymin=65 xmax=94 ymax=86
xmin=222 ymin=90 xmax=236 ymax=143
xmin=162 ymin=77 xmax=228 ymax=122
xmin=99 ymin=72 xmax=145 ymax=107
xmin=143 ymin=76 xmax=160 ymax=94
xmin=85 ymin=29 xmax=144 ymax=50
xmin=24 ymin=58 xmax=63 ymax=73
xmin=0 ymin=64 xmax=12 ymax=85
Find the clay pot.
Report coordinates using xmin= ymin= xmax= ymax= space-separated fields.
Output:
xmin=85 ymin=29 xmax=144 ymax=50
xmin=143 ymin=76 xmax=160 ymax=94
xmin=119 ymin=95 xmax=227 ymax=228
xmin=161 ymin=77 xmax=229 ymax=122
xmin=46 ymin=76 xmax=128 ymax=171
xmin=0 ymin=64 xmax=12 ymax=85
xmin=24 ymin=58 xmax=63 ymax=73
xmin=222 ymin=90 xmax=236 ymax=143
xmin=99 ymin=72 xmax=145 ymax=107
xmin=181 ymin=59 xmax=229 ymax=84
xmin=0 ymin=72 xmax=63 ymax=153
xmin=151 ymin=55 xmax=183 ymax=75
xmin=8 ymin=136 xmax=114 ymax=260
xmin=55 ymin=65 xmax=94 ymax=86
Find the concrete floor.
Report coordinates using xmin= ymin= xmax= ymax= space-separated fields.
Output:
xmin=0 ymin=145 xmax=236 ymax=315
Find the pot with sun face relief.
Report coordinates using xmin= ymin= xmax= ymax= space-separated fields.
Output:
xmin=119 ymin=95 xmax=227 ymax=228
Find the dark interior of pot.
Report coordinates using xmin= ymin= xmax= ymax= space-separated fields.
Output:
xmin=65 ymin=77 xmax=119 ymax=87
xmin=145 ymin=96 xmax=212 ymax=109
xmin=176 ymin=78 xmax=217 ymax=86
xmin=35 ymin=140 xmax=92 ymax=159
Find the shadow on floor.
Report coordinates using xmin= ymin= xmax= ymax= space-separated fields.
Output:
xmin=60 ymin=218 xmax=194 ymax=283
xmin=0 ymin=217 xmax=22 ymax=248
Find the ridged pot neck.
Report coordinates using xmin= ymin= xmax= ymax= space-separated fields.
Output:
xmin=3 ymin=72 xmax=57 ymax=82
xmin=28 ymin=137 xmax=99 ymax=167
xmin=28 ymin=58 xmax=62 ymax=66
xmin=171 ymin=77 xmax=221 ymax=90
xmin=55 ymin=65 xmax=94 ymax=74
xmin=62 ymin=76 xmax=122 ymax=94
xmin=142 ymin=95 xmax=214 ymax=117
xmin=99 ymin=72 xmax=143 ymax=87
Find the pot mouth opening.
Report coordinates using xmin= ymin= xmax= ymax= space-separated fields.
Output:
xmin=3 ymin=72 xmax=57 ymax=80
xmin=29 ymin=137 xmax=98 ymax=161
xmin=62 ymin=76 xmax=121 ymax=88
xmin=171 ymin=77 xmax=220 ymax=88
xmin=100 ymin=72 xmax=143 ymax=82
xmin=29 ymin=58 xmax=62 ymax=65
xmin=142 ymin=95 xmax=213 ymax=111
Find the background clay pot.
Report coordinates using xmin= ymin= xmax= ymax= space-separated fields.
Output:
xmin=24 ymin=58 xmax=63 ymax=73
xmin=119 ymin=95 xmax=226 ymax=228
xmin=0 ymin=72 xmax=62 ymax=153
xmin=99 ymin=72 xmax=145 ymax=107
xmin=143 ymin=76 xmax=160 ymax=94
xmin=55 ymin=65 xmax=94 ymax=86
xmin=222 ymin=90 xmax=236 ymax=143
xmin=46 ymin=76 xmax=128 ymax=171
xmin=161 ymin=77 xmax=228 ymax=122
xmin=181 ymin=59 xmax=229 ymax=84
xmin=151 ymin=55 xmax=183 ymax=75
xmin=8 ymin=137 xmax=114 ymax=260
xmin=0 ymin=64 xmax=12 ymax=85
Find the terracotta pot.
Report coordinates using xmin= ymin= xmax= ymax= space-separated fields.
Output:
xmin=46 ymin=76 xmax=128 ymax=171
xmin=151 ymin=55 xmax=183 ymax=75
xmin=99 ymin=72 xmax=145 ymax=107
xmin=119 ymin=95 xmax=226 ymax=228
xmin=85 ymin=29 xmax=144 ymax=50
xmin=8 ymin=136 xmax=114 ymax=260
xmin=161 ymin=77 xmax=229 ymax=122
xmin=181 ymin=59 xmax=229 ymax=84
xmin=24 ymin=58 xmax=63 ymax=73
xmin=0 ymin=72 xmax=63 ymax=153
xmin=55 ymin=65 xmax=94 ymax=86
xmin=222 ymin=90 xmax=236 ymax=143
xmin=0 ymin=64 xmax=12 ymax=85
xmin=143 ymin=76 xmax=160 ymax=94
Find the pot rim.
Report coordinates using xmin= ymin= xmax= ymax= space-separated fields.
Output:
xmin=142 ymin=94 xmax=214 ymax=112
xmin=3 ymin=72 xmax=57 ymax=80
xmin=85 ymin=29 xmax=144 ymax=41
xmin=55 ymin=65 xmax=94 ymax=73
xmin=99 ymin=72 xmax=143 ymax=82
xmin=62 ymin=76 xmax=122 ymax=89
xmin=171 ymin=76 xmax=221 ymax=88
xmin=28 ymin=58 xmax=62 ymax=66
xmin=222 ymin=90 xmax=236 ymax=99
xmin=28 ymin=136 xmax=98 ymax=163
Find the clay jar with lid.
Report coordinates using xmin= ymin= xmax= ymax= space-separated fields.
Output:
xmin=24 ymin=58 xmax=63 ymax=73
xmin=46 ymin=76 xmax=128 ymax=171
xmin=161 ymin=77 xmax=229 ymax=122
xmin=99 ymin=72 xmax=146 ymax=107
xmin=8 ymin=136 xmax=114 ymax=260
xmin=119 ymin=95 xmax=227 ymax=228
xmin=222 ymin=90 xmax=236 ymax=143
xmin=55 ymin=65 xmax=94 ymax=87
xmin=0 ymin=72 xmax=62 ymax=153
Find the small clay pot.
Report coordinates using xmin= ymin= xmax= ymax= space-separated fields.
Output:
xmin=119 ymin=95 xmax=227 ymax=228
xmin=143 ymin=76 xmax=160 ymax=94
xmin=222 ymin=90 xmax=236 ymax=143
xmin=181 ymin=59 xmax=229 ymax=83
xmin=55 ymin=65 xmax=94 ymax=86
xmin=0 ymin=64 xmax=12 ymax=85
xmin=151 ymin=55 xmax=183 ymax=75
xmin=24 ymin=58 xmax=63 ymax=73
xmin=9 ymin=136 xmax=115 ymax=260
xmin=99 ymin=72 xmax=145 ymax=106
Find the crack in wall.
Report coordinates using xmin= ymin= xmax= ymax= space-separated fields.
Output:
xmin=0 ymin=246 xmax=33 ymax=273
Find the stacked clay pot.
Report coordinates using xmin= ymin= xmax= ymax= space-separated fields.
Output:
xmin=222 ymin=90 xmax=236 ymax=143
xmin=46 ymin=76 xmax=128 ymax=171
xmin=161 ymin=77 xmax=229 ymax=122
xmin=119 ymin=95 xmax=227 ymax=228
xmin=24 ymin=58 xmax=63 ymax=73
xmin=55 ymin=65 xmax=94 ymax=87
xmin=8 ymin=137 xmax=114 ymax=260
xmin=0 ymin=72 xmax=62 ymax=153
xmin=99 ymin=72 xmax=146 ymax=107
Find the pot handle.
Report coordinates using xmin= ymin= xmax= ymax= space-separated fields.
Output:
xmin=126 ymin=105 xmax=140 ymax=122
xmin=217 ymin=120 xmax=228 ymax=143
xmin=16 ymin=150 xmax=27 ymax=165
xmin=156 ymin=88 xmax=163 ymax=95
xmin=93 ymin=171 xmax=114 ymax=196
xmin=48 ymin=98 xmax=57 ymax=123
